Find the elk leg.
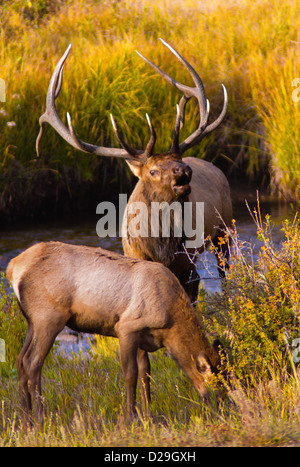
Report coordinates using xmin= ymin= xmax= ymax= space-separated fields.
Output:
xmin=169 ymin=254 xmax=200 ymax=303
xmin=118 ymin=333 xmax=139 ymax=419
xmin=137 ymin=348 xmax=151 ymax=415
xmin=184 ymin=266 xmax=200 ymax=303
xmin=17 ymin=324 xmax=34 ymax=424
xmin=22 ymin=318 xmax=65 ymax=424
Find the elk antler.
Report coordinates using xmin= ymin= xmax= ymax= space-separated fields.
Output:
xmin=36 ymin=44 xmax=152 ymax=162
xmin=136 ymin=39 xmax=228 ymax=155
xmin=37 ymin=42 xmax=227 ymax=161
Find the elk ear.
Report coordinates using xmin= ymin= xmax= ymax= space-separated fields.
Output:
xmin=126 ymin=160 xmax=144 ymax=179
xmin=196 ymin=352 xmax=212 ymax=380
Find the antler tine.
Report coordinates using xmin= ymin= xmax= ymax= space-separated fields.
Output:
xmin=179 ymin=84 xmax=228 ymax=153
xmin=36 ymin=45 xmax=144 ymax=161
xmin=110 ymin=114 xmax=140 ymax=158
xmin=201 ymin=85 xmax=227 ymax=137
xmin=36 ymin=45 xmax=72 ymax=157
xmin=55 ymin=63 xmax=64 ymax=99
xmin=135 ymin=45 xmax=207 ymax=119
xmin=159 ymin=39 xmax=208 ymax=127
xmin=144 ymin=113 xmax=156 ymax=157
xmin=136 ymin=40 xmax=228 ymax=156
xmin=136 ymin=40 xmax=208 ymax=152
xmin=110 ymin=112 xmax=155 ymax=160
xmin=170 ymin=95 xmax=190 ymax=154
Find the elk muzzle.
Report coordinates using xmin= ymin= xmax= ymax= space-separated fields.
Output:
xmin=172 ymin=164 xmax=192 ymax=197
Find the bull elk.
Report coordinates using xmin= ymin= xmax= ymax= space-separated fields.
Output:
xmin=6 ymin=241 xmax=222 ymax=424
xmin=36 ymin=40 xmax=233 ymax=301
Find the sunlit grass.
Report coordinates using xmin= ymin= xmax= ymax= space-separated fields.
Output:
xmin=1 ymin=1 xmax=300 ymax=444
xmin=0 ymin=335 xmax=300 ymax=446
xmin=1 ymin=0 xmax=300 ymax=216
xmin=1 ymin=211 xmax=300 ymax=447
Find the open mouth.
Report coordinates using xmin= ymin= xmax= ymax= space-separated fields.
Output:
xmin=172 ymin=174 xmax=191 ymax=196
xmin=172 ymin=183 xmax=191 ymax=196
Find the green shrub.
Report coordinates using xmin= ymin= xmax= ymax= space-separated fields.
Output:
xmin=202 ymin=207 xmax=300 ymax=382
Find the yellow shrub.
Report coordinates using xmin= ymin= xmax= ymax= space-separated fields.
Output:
xmin=203 ymin=209 xmax=300 ymax=382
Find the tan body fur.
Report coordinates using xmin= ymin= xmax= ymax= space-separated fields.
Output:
xmin=36 ymin=41 xmax=232 ymax=302
xmin=7 ymin=241 xmax=221 ymax=423
xmin=123 ymin=156 xmax=232 ymax=300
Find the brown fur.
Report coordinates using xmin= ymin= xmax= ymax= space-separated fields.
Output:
xmin=6 ymin=241 xmax=221 ymax=424
xmin=36 ymin=44 xmax=232 ymax=302
xmin=123 ymin=155 xmax=233 ymax=301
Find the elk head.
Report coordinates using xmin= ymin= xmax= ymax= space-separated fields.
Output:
xmin=36 ymin=40 xmax=228 ymax=204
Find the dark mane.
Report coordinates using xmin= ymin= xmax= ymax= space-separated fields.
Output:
xmin=126 ymin=198 xmax=185 ymax=267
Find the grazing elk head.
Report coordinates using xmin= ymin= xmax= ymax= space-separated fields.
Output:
xmin=36 ymin=39 xmax=228 ymax=205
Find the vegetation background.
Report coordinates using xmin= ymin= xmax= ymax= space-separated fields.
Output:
xmin=0 ymin=0 xmax=300 ymax=447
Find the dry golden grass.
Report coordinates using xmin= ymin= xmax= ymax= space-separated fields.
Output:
xmin=1 ymin=0 xmax=300 ymax=212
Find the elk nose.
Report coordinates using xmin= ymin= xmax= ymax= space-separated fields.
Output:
xmin=185 ymin=166 xmax=192 ymax=178
xmin=172 ymin=166 xmax=184 ymax=175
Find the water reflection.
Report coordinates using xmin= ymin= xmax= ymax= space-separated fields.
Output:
xmin=0 ymin=215 xmax=123 ymax=269
xmin=0 ymin=200 xmax=294 ymax=354
xmin=196 ymin=200 xmax=292 ymax=294
xmin=0 ymin=200 xmax=292 ymax=269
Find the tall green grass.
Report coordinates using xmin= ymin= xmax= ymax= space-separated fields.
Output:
xmin=1 ymin=0 xmax=300 ymax=221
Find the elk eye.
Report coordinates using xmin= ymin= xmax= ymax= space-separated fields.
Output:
xmin=150 ymin=169 xmax=158 ymax=176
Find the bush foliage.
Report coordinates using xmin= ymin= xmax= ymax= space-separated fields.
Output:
xmin=202 ymin=204 xmax=300 ymax=382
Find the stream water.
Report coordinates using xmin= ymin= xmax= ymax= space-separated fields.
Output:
xmin=0 ymin=198 xmax=293 ymax=355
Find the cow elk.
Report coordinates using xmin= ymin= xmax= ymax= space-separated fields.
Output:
xmin=7 ymin=241 xmax=222 ymax=424
xmin=36 ymin=40 xmax=233 ymax=301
